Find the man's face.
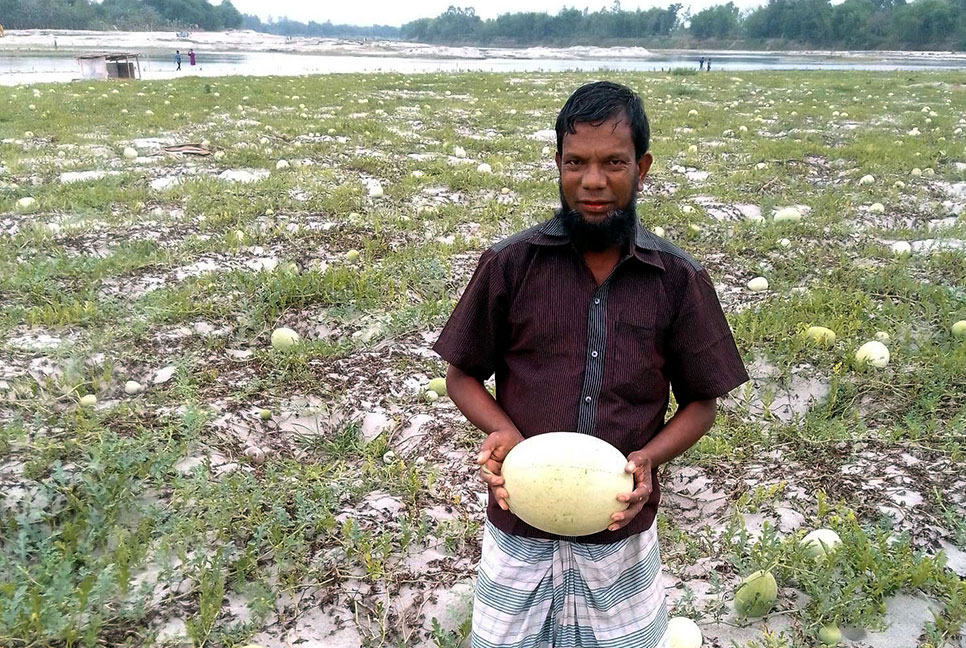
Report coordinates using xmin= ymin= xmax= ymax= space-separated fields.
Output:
xmin=555 ymin=114 xmax=652 ymax=240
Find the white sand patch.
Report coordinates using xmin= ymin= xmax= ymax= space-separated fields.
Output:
xmin=669 ymin=165 xmax=710 ymax=183
xmin=59 ymin=170 xmax=121 ymax=184
xmin=938 ymin=541 xmax=966 ymax=577
xmin=5 ymin=333 xmax=68 ymax=352
xmin=888 ymin=238 xmax=966 ymax=253
xmin=417 ymin=579 xmax=475 ymax=634
xmin=221 ymin=591 xmax=255 ymax=626
xmin=360 ymin=491 xmax=404 ymax=516
xmin=940 ymin=199 xmax=965 ymax=216
xmin=916 ymin=238 xmax=966 ymax=252
xmin=360 ymin=410 xmax=396 ymax=443
xmin=281 ymin=604 xmax=363 ymax=648
xmin=218 ymin=168 xmax=269 ymax=183
xmin=885 ymin=487 xmax=923 ymax=508
xmin=721 ymin=358 xmax=828 ymax=424
xmin=100 ymin=275 xmax=167 ymax=299
xmin=929 ymin=216 xmax=961 ymax=229
xmin=664 ymin=466 xmax=730 ymax=524
xmin=735 ymin=203 xmax=763 ymax=221
xmin=692 ymin=198 xmax=765 ymax=223
xmin=154 ymin=618 xmax=188 ymax=644
xmin=244 ymin=257 xmax=279 ymax=272
xmin=130 ymin=136 xmax=178 ymax=151
xmin=399 ymin=542 xmax=452 ymax=573
xmin=2 ymin=483 xmax=51 ymax=513
xmin=938 ymin=181 xmax=966 ymax=200
xmin=393 ymin=414 xmax=435 ymax=456
xmin=773 ymin=505 xmax=806 ymax=533
xmin=856 ymin=593 xmax=945 ymax=648
xmin=152 ymin=366 xmax=176 ymax=384
xmin=771 ymin=204 xmax=812 ymax=219
xmin=174 ymin=259 xmax=220 ymax=280
xmin=767 ymin=372 xmax=830 ymax=423
xmin=27 ymin=356 xmax=63 ymax=382
xmin=150 ymin=176 xmax=182 ymax=191
xmin=697 ymin=599 xmax=797 ymax=645
xmin=173 ymin=449 xmax=238 ymax=477
xmin=422 ymin=505 xmax=461 ymax=524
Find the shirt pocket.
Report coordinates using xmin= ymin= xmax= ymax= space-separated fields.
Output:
xmin=607 ymin=320 xmax=665 ymax=403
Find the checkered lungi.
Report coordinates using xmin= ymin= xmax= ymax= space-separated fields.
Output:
xmin=470 ymin=519 xmax=670 ymax=648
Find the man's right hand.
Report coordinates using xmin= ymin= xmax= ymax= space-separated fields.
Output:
xmin=476 ymin=427 xmax=524 ymax=511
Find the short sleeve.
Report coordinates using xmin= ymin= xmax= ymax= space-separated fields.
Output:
xmin=432 ymin=248 xmax=509 ymax=381
xmin=665 ymin=267 xmax=749 ymax=406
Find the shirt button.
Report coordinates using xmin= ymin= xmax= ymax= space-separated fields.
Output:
xmin=594 ymin=298 xmax=601 ymax=305
xmin=584 ymin=396 xmax=592 ymax=403
xmin=591 ymin=351 xmax=598 ymax=358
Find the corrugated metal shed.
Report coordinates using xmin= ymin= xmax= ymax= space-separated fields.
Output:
xmin=76 ymin=53 xmax=141 ymax=80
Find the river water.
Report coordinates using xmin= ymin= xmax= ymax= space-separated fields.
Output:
xmin=2 ymin=49 xmax=964 ymax=85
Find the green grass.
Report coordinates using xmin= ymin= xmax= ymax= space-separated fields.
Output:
xmin=0 ymin=70 xmax=964 ymax=647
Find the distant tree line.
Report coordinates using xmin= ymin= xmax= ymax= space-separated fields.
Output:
xmin=0 ymin=0 xmax=243 ymax=31
xmin=401 ymin=1 xmax=966 ymax=50
xmin=401 ymin=5 xmax=680 ymax=45
xmin=0 ymin=0 xmax=396 ymax=38
xmin=698 ymin=0 xmax=966 ymax=49
xmin=238 ymin=14 xmax=398 ymax=39
xmin=2 ymin=0 xmax=964 ymax=50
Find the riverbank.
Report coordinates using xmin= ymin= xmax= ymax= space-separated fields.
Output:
xmin=3 ymin=28 xmax=966 ymax=63
xmin=2 ymin=28 xmax=966 ymax=87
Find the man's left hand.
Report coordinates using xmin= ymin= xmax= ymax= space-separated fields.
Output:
xmin=608 ymin=450 xmax=653 ymax=532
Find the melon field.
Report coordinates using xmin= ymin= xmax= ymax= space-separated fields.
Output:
xmin=0 ymin=70 xmax=964 ymax=648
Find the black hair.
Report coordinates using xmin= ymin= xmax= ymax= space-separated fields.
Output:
xmin=555 ymin=81 xmax=650 ymax=161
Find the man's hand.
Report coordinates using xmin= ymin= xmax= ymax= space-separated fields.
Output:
xmin=609 ymin=449 xmax=653 ymax=532
xmin=476 ymin=427 xmax=525 ymax=511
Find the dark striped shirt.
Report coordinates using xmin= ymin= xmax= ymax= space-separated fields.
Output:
xmin=433 ymin=215 xmax=749 ymax=543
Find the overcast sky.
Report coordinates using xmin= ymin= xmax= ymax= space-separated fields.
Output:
xmin=225 ymin=0 xmax=766 ymax=27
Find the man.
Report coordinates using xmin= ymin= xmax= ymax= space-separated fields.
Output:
xmin=174 ymin=50 xmax=182 ymax=71
xmin=433 ymin=81 xmax=749 ymax=647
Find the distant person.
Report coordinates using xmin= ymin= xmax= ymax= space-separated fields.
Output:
xmin=706 ymin=57 xmax=711 ymax=72
xmin=174 ymin=50 xmax=182 ymax=71
xmin=699 ymin=56 xmax=704 ymax=71
xmin=54 ymin=37 xmax=58 ymax=48
xmin=189 ymin=49 xmax=196 ymax=66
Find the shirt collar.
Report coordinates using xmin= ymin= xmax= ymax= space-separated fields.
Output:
xmin=531 ymin=215 xmax=666 ymax=272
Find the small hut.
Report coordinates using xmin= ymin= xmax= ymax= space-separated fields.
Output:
xmin=76 ymin=53 xmax=142 ymax=80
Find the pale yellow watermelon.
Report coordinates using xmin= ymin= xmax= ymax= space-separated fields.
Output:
xmin=501 ymin=432 xmax=633 ymax=536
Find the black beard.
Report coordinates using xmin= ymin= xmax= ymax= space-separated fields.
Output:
xmin=557 ymin=185 xmax=638 ymax=254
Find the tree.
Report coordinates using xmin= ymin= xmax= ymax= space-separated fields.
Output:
xmin=217 ymin=1 xmax=242 ymax=29
xmin=831 ymin=0 xmax=876 ymax=47
xmin=787 ymin=0 xmax=834 ymax=43
xmin=434 ymin=5 xmax=483 ymax=40
xmin=890 ymin=0 xmax=956 ymax=45
xmin=689 ymin=2 xmax=740 ymax=38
